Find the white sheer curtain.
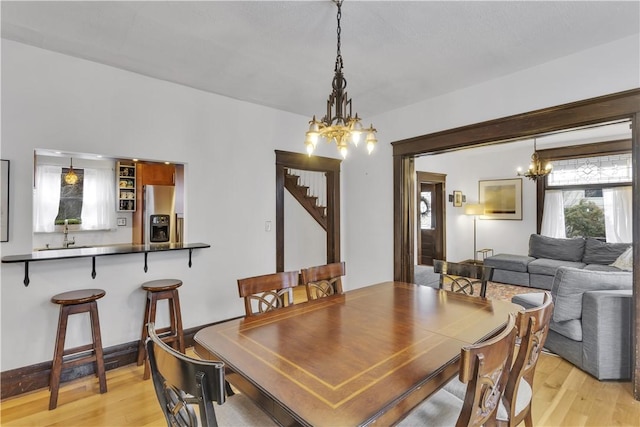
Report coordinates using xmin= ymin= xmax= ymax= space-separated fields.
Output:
xmin=541 ymin=190 xmax=566 ymax=238
xmin=603 ymin=186 xmax=632 ymax=243
xmin=33 ymin=165 xmax=62 ymax=232
xmin=82 ymin=167 xmax=116 ymax=230
xmin=34 ymin=164 xmax=116 ymax=232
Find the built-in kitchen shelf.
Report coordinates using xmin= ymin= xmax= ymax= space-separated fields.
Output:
xmin=117 ymin=161 xmax=136 ymax=212
xmin=1 ymin=242 xmax=211 ymax=287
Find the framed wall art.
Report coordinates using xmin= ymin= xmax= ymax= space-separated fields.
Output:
xmin=478 ymin=178 xmax=522 ymax=220
xmin=1 ymin=159 xmax=9 ymax=241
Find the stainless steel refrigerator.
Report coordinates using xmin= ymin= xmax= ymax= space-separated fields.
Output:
xmin=143 ymin=185 xmax=177 ymax=245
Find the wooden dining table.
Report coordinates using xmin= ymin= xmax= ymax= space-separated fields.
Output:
xmin=194 ymin=281 xmax=522 ymax=427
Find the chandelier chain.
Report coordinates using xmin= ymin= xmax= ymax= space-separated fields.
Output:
xmin=335 ymin=0 xmax=343 ymax=73
xmin=304 ymin=0 xmax=377 ymax=158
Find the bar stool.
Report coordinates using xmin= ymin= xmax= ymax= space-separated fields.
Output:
xmin=49 ymin=288 xmax=107 ymax=410
xmin=136 ymin=279 xmax=185 ymax=380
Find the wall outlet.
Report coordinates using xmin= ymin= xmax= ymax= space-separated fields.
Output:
xmin=117 ymin=217 xmax=127 ymax=226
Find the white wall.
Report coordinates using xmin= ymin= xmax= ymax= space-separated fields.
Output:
xmin=0 ymin=40 xmax=310 ymax=370
xmin=343 ymin=35 xmax=640 ymax=288
xmin=415 ymin=143 xmax=538 ymax=262
xmin=283 ymin=191 xmax=327 ymax=272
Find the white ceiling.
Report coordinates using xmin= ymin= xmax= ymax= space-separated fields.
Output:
xmin=2 ymin=1 xmax=639 ymax=120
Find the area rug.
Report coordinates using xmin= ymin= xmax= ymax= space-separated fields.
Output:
xmin=484 ymin=281 xmax=541 ymax=302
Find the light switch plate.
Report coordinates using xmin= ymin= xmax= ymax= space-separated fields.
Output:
xmin=117 ymin=217 xmax=127 ymax=226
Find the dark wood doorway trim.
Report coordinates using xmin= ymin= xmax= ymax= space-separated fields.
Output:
xmin=392 ymin=88 xmax=640 ymax=399
xmin=275 ymin=150 xmax=341 ymax=272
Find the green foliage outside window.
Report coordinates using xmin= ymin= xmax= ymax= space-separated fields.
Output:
xmin=54 ymin=169 xmax=84 ymax=225
xmin=564 ymin=199 xmax=605 ymax=238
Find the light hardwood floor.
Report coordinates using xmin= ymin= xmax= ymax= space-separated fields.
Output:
xmin=1 ymin=349 xmax=639 ymax=426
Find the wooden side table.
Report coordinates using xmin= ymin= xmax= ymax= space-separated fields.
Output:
xmin=476 ymin=248 xmax=494 ymax=260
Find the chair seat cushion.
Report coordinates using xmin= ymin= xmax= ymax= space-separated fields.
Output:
xmin=397 ymin=388 xmax=462 ymax=426
xmin=216 ymin=392 xmax=278 ymax=426
xmin=444 ymin=370 xmax=534 ymax=423
xmin=511 ymin=292 xmax=545 ymax=309
xmin=496 ymin=378 xmax=533 ymax=421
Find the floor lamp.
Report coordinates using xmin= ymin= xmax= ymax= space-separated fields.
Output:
xmin=464 ymin=203 xmax=485 ymax=263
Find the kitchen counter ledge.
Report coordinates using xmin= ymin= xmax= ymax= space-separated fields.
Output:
xmin=2 ymin=242 xmax=210 ymax=286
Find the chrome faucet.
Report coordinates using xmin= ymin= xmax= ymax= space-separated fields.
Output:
xmin=62 ymin=222 xmax=75 ymax=248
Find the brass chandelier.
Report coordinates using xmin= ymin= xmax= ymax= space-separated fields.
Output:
xmin=304 ymin=0 xmax=377 ymax=158
xmin=518 ymin=138 xmax=552 ymax=180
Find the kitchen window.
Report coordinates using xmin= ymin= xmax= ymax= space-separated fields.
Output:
xmin=33 ymin=163 xmax=116 ymax=232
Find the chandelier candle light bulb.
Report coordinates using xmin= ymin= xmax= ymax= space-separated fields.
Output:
xmin=304 ymin=0 xmax=377 ymax=159
xmin=517 ymin=138 xmax=553 ymax=180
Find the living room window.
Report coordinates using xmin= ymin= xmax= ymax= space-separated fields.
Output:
xmin=541 ymin=153 xmax=632 ymax=243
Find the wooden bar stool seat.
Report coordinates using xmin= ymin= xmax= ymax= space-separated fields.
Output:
xmin=49 ymin=288 xmax=107 ymax=410
xmin=136 ymin=279 xmax=185 ymax=380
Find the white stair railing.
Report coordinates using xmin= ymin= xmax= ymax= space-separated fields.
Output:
xmin=288 ymin=168 xmax=326 ymax=209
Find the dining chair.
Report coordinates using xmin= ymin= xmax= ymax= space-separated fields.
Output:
xmin=433 ymin=259 xmax=494 ymax=297
xmin=497 ymin=291 xmax=554 ymax=427
xmin=146 ymin=321 xmax=225 ymax=426
xmin=398 ymin=313 xmax=517 ymax=427
xmin=146 ymin=323 xmax=277 ymax=427
xmin=237 ymin=271 xmax=298 ymax=316
xmin=300 ymin=261 xmax=345 ymax=300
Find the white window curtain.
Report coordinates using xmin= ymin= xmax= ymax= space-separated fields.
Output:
xmin=603 ymin=186 xmax=632 ymax=243
xmin=82 ymin=167 xmax=116 ymax=230
xmin=541 ymin=190 xmax=566 ymax=238
xmin=33 ymin=165 xmax=62 ymax=232
xmin=34 ymin=164 xmax=116 ymax=232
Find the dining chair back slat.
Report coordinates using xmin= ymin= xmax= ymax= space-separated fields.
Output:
xmin=237 ymin=271 xmax=298 ymax=316
xmin=456 ymin=312 xmax=517 ymax=426
xmin=300 ymin=262 xmax=345 ymax=300
xmin=498 ymin=291 xmax=554 ymax=427
xmin=146 ymin=322 xmax=225 ymax=427
xmin=434 ymin=260 xmax=494 ymax=297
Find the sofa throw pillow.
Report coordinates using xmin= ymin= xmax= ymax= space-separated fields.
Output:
xmin=611 ymin=247 xmax=633 ymax=271
xmin=582 ymin=238 xmax=630 ymax=265
xmin=551 ymin=267 xmax=632 ymax=322
xmin=529 ymin=234 xmax=585 ymax=262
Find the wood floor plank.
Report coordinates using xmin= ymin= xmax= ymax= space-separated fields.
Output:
xmin=1 ymin=349 xmax=639 ymax=426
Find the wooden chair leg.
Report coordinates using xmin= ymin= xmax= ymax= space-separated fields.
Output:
xmin=168 ymin=295 xmax=178 ymax=349
xmin=49 ymin=306 xmax=69 ymax=410
xmin=172 ymin=290 xmax=185 ymax=353
xmin=143 ymin=293 xmax=159 ymax=380
xmin=136 ymin=294 xmax=152 ymax=366
xmin=89 ymin=301 xmax=107 ymax=394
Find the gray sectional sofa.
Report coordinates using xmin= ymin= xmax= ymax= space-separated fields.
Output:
xmin=512 ymin=268 xmax=632 ymax=380
xmin=487 ymin=234 xmax=633 ymax=380
xmin=485 ymin=234 xmax=631 ymax=290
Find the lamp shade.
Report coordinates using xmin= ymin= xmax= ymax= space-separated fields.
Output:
xmin=465 ymin=203 xmax=485 ymax=216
